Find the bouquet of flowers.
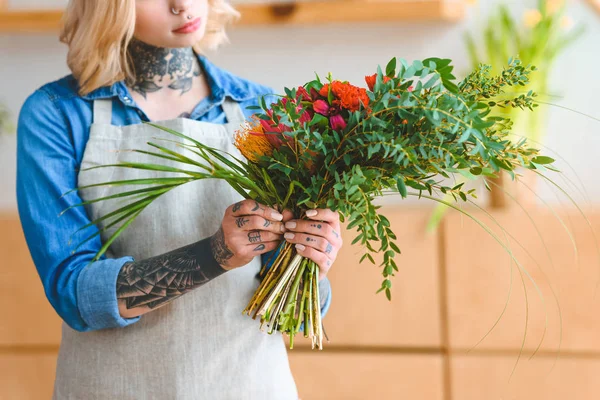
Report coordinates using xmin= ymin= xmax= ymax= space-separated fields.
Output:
xmin=62 ymin=57 xmax=559 ymax=350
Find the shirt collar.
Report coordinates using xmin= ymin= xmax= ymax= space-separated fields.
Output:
xmin=79 ymin=52 xmax=255 ymax=103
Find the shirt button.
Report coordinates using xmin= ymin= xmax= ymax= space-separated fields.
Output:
xmin=123 ymin=96 xmax=131 ymax=103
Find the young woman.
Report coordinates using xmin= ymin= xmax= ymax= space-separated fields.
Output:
xmin=15 ymin=1 xmax=342 ymax=398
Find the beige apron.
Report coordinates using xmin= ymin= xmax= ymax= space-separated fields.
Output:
xmin=52 ymin=97 xmax=299 ymax=399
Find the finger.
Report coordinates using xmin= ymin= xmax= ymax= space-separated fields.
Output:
xmin=281 ymin=209 xmax=294 ymax=222
xmin=247 ymin=240 xmax=280 ymax=255
xmin=284 ymin=232 xmax=337 ymax=258
xmin=246 ymin=230 xmax=282 ymax=245
xmin=284 ymin=219 xmax=340 ymax=244
xmin=233 ymin=215 xmax=287 ymax=234
xmin=304 ymin=208 xmax=340 ymax=225
xmin=230 ymin=199 xmax=283 ymax=221
xmin=294 ymin=244 xmax=333 ymax=280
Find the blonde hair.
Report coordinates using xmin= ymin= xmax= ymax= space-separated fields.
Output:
xmin=59 ymin=0 xmax=240 ymax=96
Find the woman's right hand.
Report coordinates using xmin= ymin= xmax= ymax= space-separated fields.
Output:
xmin=209 ymin=199 xmax=292 ymax=270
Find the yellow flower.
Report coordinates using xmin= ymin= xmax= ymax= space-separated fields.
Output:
xmin=546 ymin=0 xmax=565 ymax=15
xmin=234 ymin=116 xmax=274 ymax=163
xmin=523 ymin=9 xmax=542 ymax=28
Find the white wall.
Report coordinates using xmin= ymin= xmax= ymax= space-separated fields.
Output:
xmin=1 ymin=0 xmax=599 ymax=211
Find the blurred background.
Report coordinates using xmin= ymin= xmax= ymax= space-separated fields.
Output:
xmin=1 ymin=0 xmax=600 ymax=398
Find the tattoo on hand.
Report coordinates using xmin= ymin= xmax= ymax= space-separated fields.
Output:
xmin=306 ymin=237 xmax=316 ymax=243
xmin=211 ymin=226 xmax=234 ymax=266
xmin=251 ymin=201 xmax=260 ymax=211
xmin=248 ymin=231 xmax=262 ymax=243
xmin=325 ymin=243 xmax=333 ymax=254
xmin=235 ymin=217 xmax=249 ymax=228
xmin=332 ymin=230 xmax=339 ymax=238
xmin=232 ymin=202 xmax=242 ymax=212
xmin=254 ymin=244 xmax=266 ymax=251
xmin=263 ymin=219 xmax=271 ymax=228
xmin=311 ymin=224 xmax=322 ymax=229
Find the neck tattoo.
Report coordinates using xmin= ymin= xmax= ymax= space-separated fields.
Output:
xmin=127 ymin=38 xmax=202 ymax=99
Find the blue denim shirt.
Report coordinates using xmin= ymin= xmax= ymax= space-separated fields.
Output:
xmin=16 ymin=53 xmax=331 ymax=332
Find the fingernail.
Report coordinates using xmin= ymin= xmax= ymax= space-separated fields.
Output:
xmin=271 ymin=211 xmax=283 ymax=221
xmin=284 ymin=233 xmax=295 ymax=240
xmin=306 ymin=210 xmax=317 ymax=217
xmin=285 ymin=221 xmax=297 ymax=229
xmin=296 ymin=244 xmax=306 ymax=251
xmin=280 ymin=224 xmax=287 ymax=232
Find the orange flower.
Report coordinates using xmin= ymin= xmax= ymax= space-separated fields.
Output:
xmin=365 ymin=74 xmax=392 ymax=91
xmin=319 ymin=81 xmax=370 ymax=112
xmin=234 ymin=116 xmax=274 ymax=163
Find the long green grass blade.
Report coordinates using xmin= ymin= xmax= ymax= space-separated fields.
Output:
xmin=79 ymin=162 xmax=206 ymax=177
xmin=68 ymin=189 xmax=170 ymax=241
xmin=60 ymin=177 xmax=196 ymax=198
xmin=126 ymin=147 xmax=211 ymax=172
xmin=146 ymin=123 xmax=249 ymax=174
xmin=144 ymin=142 xmax=212 ymax=170
xmin=60 ymin=183 xmax=184 ymax=216
xmin=71 ymin=204 xmax=145 ymax=254
xmin=88 ymin=208 xmax=145 ymax=264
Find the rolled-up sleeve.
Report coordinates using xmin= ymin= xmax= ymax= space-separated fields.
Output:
xmin=16 ymin=89 xmax=140 ymax=332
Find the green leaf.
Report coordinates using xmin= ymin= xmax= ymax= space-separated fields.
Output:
xmin=531 ymin=156 xmax=555 ymax=165
xmin=396 ymin=176 xmax=407 ymax=198
xmin=385 ymin=57 xmax=397 ymax=77
xmin=469 ymin=167 xmax=482 ymax=175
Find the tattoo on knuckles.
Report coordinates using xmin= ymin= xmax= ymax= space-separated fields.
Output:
xmin=232 ymin=202 xmax=242 ymax=212
xmin=251 ymin=201 xmax=260 ymax=211
xmin=254 ymin=244 xmax=266 ymax=251
xmin=263 ymin=219 xmax=271 ymax=228
xmin=235 ymin=217 xmax=249 ymax=228
xmin=325 ymin=243 xmax=333 ymax=254
xmin=248 ymin=231 xmax=262 ymax=243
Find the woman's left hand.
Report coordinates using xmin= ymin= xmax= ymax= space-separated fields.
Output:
xmin=282 ymin=208 xmax=343 ymax=281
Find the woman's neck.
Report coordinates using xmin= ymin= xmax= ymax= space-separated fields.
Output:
xmin=127 ymin=38 xmax=202 ymax=99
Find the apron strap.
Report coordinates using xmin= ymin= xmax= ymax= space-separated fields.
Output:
xmin=93 ymin=99 xmax=113 ymax=125
xmin=221 ymin=97 xmax=246 ymax=124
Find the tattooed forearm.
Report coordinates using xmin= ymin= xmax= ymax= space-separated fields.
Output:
xmin=117 ymin=233 xmax=229 ymax=312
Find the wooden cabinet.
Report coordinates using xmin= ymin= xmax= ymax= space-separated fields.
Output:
xmin=4 ymin=205 xmax=600 ymax=398
xmin=289 ymin=352 xmax=444 ymax=400
xmin=0 ymin=354 xmax=58 ymax=400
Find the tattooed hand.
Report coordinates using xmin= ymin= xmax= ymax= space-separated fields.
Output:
xmin=282 ymin=209 xmax=343 ymax=282
xmin=210 ymin=200 xmax=293 ymax=270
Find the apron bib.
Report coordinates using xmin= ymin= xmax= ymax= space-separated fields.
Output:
xmin=52 ymin=98 xmax=298 ymax=400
